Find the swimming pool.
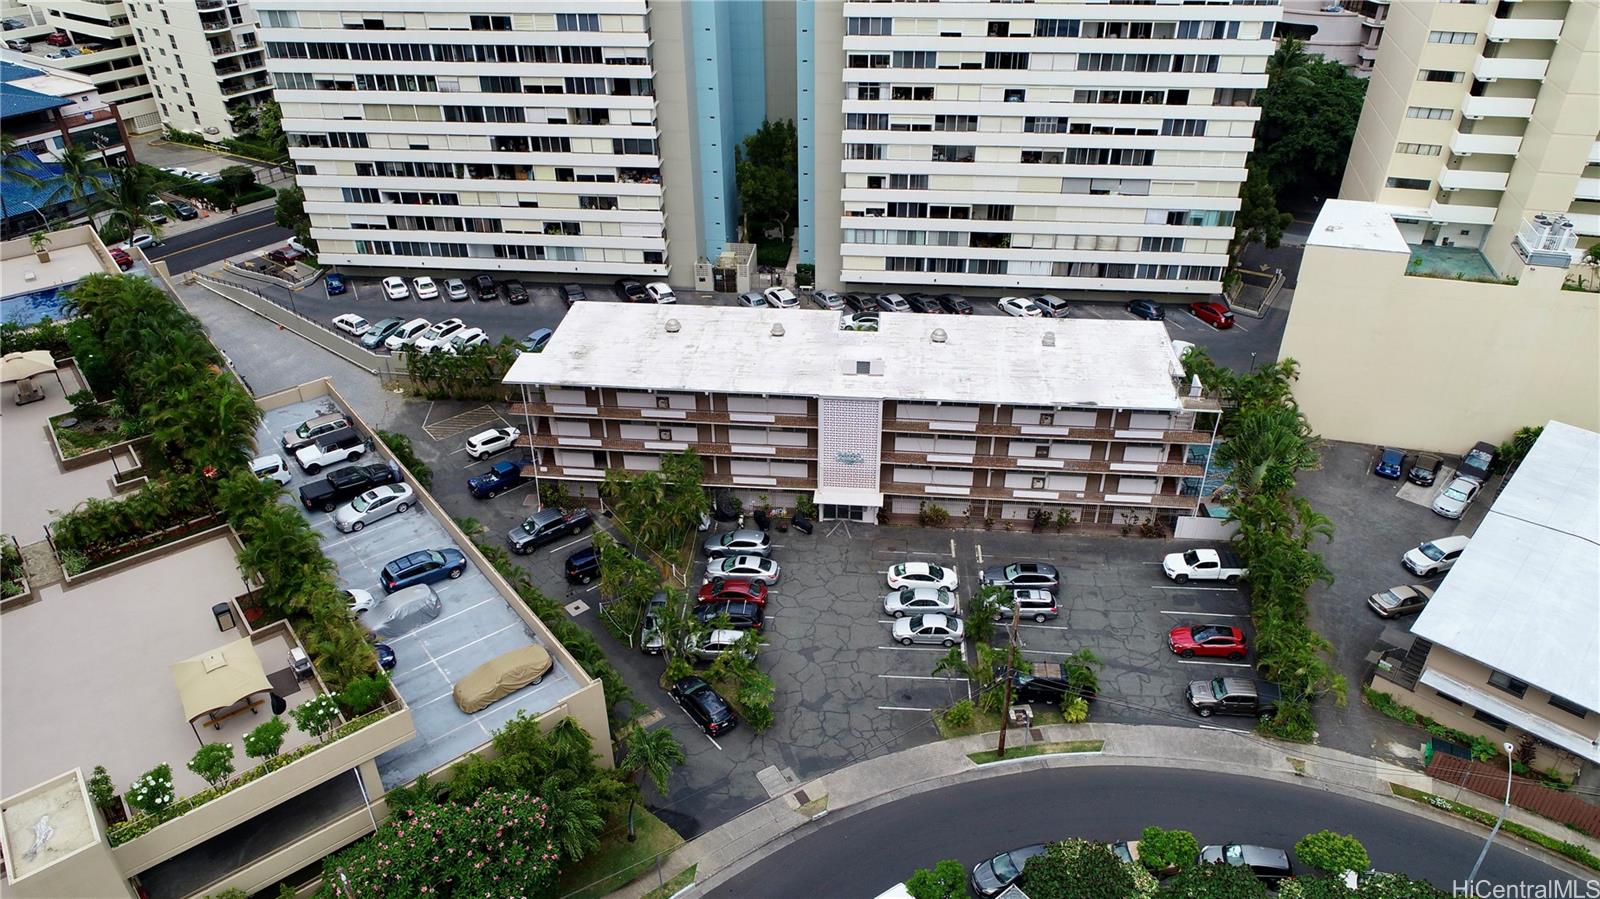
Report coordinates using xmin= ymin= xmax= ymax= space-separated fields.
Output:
xmin=0 ymin=283 xmax=76 ymax=327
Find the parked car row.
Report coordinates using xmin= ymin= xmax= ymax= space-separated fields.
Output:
xmin=972 ymin=839 xmax=1291 ymax=896
xmin=1374 ymin=440 xmax=1496 ymax=519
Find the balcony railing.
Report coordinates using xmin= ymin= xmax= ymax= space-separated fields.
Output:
xmin=879 ymin=416 xmax=1215 ymax=445
xmin=1449 ymin=132 xmax=1522 ymax=156
xmin=1484 ymin=16 xmax=1562 ymax=42
xmin=1472 ymin=56 xmax=1549 ymax=82
xmin=517 ymin=433 xmax=815 ymax=460
xmin=879 ymin=480 xmax=1199 ymax=510
xmin=510 ymin=401 xmax=818 ymax=430
xmin=881 ymin=449 xmax=1206 ymax=478
xmin=1461 ymin=94 xmax=1536 ymax=119
xmin=220 ymin=77 xmax=272 ymax=96
xmin=1438 ymin=167 xmax=1510 ymax=192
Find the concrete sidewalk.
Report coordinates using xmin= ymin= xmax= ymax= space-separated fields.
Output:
xmin=609 ymin=723 xmax=1600 ymax=898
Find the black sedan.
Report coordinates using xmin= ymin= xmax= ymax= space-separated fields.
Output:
xmin=693 ymin=600 xmax=765 ymax=631
xmin=670 ymin=676 xmax=738 ymax=736
xmin=905 ymin=293 xmax=944 ymax=314
xmin=843 ymin=292 xmax=877 ymax=313
xmin=938 ymin=294 xmax=973 ymax=314
xmin=504 ymin=279 xmax=529 ymax=304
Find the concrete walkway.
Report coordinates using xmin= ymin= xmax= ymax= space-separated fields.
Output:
xmin=609 ymin=723 xmax=1600 ymax=898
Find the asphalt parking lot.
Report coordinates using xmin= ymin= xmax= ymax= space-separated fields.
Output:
xmin=219 ymin=267 xmax=1286 ymax=374
xmin=256 ymin=397 xmax=579 ymax=790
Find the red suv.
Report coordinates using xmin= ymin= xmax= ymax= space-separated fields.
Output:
xmin=1189 ymin=301 xmax=1235 ymax=330
xmin=1168 ymin=624 xmax=1247 ymax=661
xmin=108 ymin=247 xmax=133 ymax=270
xmin=697 ymin=577 xmax=768 ymax=607
xmin=46 ymin=31 xmax=72 ymax=47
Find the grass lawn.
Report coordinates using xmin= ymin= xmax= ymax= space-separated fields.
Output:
xmin=1389 ymin=784 xmax=1600 ymax=872
xmin=49 ymin=409 xmax=132 ymax=459
xmin=967 ymin=740 xmax=1104 ymax=765
xmin=554 ymin=807 xmax=685 ymax=899
xmin=642 ymin=864 xmax=697 ymax=899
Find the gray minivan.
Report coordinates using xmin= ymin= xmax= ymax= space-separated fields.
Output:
xmin=1031 ymin=294 xmax=1070 ymax=318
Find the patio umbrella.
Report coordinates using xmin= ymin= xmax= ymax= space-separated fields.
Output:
xmin=0 ymin=351 xmax=56 ymax=384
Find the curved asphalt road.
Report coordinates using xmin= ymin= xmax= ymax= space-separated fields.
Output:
xmin=708 ymin=768 xmax=1593 ymax=898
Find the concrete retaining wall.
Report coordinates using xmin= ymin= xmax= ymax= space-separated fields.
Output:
xmin=194 ymin=275 xmax=406 ymax=378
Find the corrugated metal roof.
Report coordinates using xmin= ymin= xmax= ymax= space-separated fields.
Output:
xmin=0 ymin=81 xmax=68 ymax=119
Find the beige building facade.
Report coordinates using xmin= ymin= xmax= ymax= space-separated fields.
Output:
xmin=1279 ymin=200 xmax=1598 ymax=451
xmin=125 ymin=0 xmax=272 ymax=140
xmin=1340 ymin=0 xmax=1600 ymax=276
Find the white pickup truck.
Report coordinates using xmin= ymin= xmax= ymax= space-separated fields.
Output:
xmin=1162 ymin=548 xmax=1248 ymax=584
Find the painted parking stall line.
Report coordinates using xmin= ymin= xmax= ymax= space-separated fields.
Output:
xmin=1174 ymin=659 xmax=1253 ymax=668
xmin=1151 ymin=585 xmax=1238 ymax=592
xmin=1160 ymin=610 xmax=1248 ymax=619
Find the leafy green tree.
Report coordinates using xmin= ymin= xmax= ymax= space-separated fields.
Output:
xmin=86 ymin=765 xmax=118 ymax=818
xmin=620 ymin=722 xmax=686 ymax=795
xmin=337 ymin=672 xmax=391 ymax=716
xmin=735 ymin=119 xmax=798 ymax=240
xmin=291 ymin=693 xmax=341 ymax=741
xmin=1492 ymin=425 xmax=1543 ymax=476
xmin=219 ymin=165 xmax=256 ymax=201
xmin=1294 ymin=831 xmax=1370 ymax=877
xmin=274 ymin=184 xmax=313 ymax=246
xmin=1022 ymin=839 xmax=1156 ymax=899
xmin=1137 ymin=827 xmax=1199 ymax=871
xmin=99 ymin=164 xmax=163 ymax=242
xmin=1254 ymin=38 xmax=1367 ymax=201
xmin=1231 ymin=167 xmax=1292 ymax=267
xmin=187 ymin=743 xmax=236 ymax=789
xmin=905 ymin=859 xmax=968 ymax=899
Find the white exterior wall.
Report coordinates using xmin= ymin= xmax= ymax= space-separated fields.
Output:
xmin=832 ymin=0 xmax=1278 ymax=296
xmin=125 ymin=0 xmax=269 ymax=139
xmin=15 ymin=0 xmax=159 ymax=132
xmin=256 ymin=1 xmax=669 ymax=278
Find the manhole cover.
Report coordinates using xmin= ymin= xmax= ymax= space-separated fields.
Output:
xmin=564 ymin=600 xmax=589 ymax=616
xmin=793 ymin=789 xmax=810 ymax=805
xmin=1029 ymin=728 xmax=1044 ymax=741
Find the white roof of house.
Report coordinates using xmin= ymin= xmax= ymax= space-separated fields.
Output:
xmin=504 ymin=303 xmax=1189 ymax=411
xmin=1308 ymin=199 xmax=1411 ymax=255
xmin=1412 ymin=421 xmax=1600 ymax=711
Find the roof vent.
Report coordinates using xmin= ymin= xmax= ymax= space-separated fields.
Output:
xmin=664 ymin=319 xmax=681 ymax=333
xmin=1042 ymin=332 xmax=1056 ymax=347
xmin=770 ymin=323 xmax=785 ymax=337
xmin=930 ymin=328 xmax=947 ymax=343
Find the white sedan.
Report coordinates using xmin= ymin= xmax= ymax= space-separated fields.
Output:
xmin=445 ymin=327 xmax=489 ymax=354
xmin=892 ymin=613 xmax=965 ymax=647
xmin=883 ymin=586 xmax=959 ymax=619
xmin=382 ymin=276 xmax=410 ymax=300
xmin=764 ymin=286 xmax=799 ymax=309
xmin=344 ymin=588 xmax=376 ymax=615
xmin=412 ymin=317 xmax=465 ymax=353
xmin=646 ymin=282 xmax=677 ymax=304
xmin=998 ymin=296 xmax=1043 ymax=318
xmin=413 ymin=276 xmax=440 ymax=300
xmin=334 ymin=483 xmax=415 ymax=533
xmin=704 ymin=554 xmax=781 ymax=586
xmin=886 ymin=561 xmax=958 ymax=591
xmin=465 ymin=426 xmax=521 ymax=460
xmin=332 ymin=313 xmax=370 ymax=337
xmin=1431 ymin=476 xmax=1481 ymax=519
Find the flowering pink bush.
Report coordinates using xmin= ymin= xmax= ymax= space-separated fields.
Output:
xmin=319 ymin=789 xmax=558 ymax=896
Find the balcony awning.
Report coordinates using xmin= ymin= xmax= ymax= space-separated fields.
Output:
xmin=170 ymin=636 xmax=271 ymax=722
xmin=1419 ymin=668 xmax=1600 ymax=764
xmin=814 ymin=486 xmax=884 ymax=508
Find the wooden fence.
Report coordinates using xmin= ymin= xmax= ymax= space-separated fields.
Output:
xmin=1427 ymin=753 xmax=1600 ymax=837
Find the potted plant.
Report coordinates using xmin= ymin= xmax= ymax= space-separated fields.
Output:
xmin=29 ymin=231 xmax=52 ymax=262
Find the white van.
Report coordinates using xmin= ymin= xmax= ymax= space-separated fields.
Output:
xmin=384 ymin=317 xmax=432 ymax=351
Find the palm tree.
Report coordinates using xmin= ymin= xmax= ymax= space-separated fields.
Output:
xmin=39 ymin=143 xmax=107 ymax=225
xmin=2 ymin=132 xmax=46 ymax=234
xmin=535 ymin=776 xmax=607 ymax=862
xmin=1265 ymin=37 xmax=1314 ymax=92
xmin=619 ymin=722 xmax=685 ymax=796
xmin=99 ymin=164 xmax=163 ymax=242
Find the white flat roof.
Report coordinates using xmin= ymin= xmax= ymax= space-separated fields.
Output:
xmin=504 ymin=303 xmax=1188 ymax=411
xmin=1412 ymin=421 xmax=1600 ymax=711
xmin=1307 ymin=199 xmax=1411 ymax=255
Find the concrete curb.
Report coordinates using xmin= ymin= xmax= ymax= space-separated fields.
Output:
xmin=607 ymin=723 xmax=1599 ymax=898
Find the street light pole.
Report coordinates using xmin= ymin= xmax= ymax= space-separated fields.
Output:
xmin=1465 ymin=741 xmax=1518 ymax=885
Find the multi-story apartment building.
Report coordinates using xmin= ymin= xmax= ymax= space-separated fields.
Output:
xmin=1340 ymin=0 xmax=1599 ymax=275
xmin=1371 ymin=421 xmax=1599 ymax=777
xmin=1278 ymin=0 xmax=1366 ymax=73
xmin=9 ymin=0 xmax=159 ymax=132
xmin=124 ymin=0 xmax=272 ymax=140
xmin=0 ymin=60 xmax=133 ymax=237
xmin=503 ymin=304 xmax=1221 ymax=529
xmin=802 ymin=1 xmax=1280 ymax=297
xmin=257 ymin=1 xmax=672 ymax=278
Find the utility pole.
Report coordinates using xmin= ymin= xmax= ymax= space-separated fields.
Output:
xmin=995 ymin=599 xmax=1022 ymax=758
